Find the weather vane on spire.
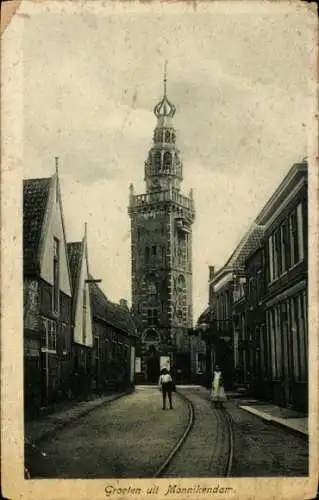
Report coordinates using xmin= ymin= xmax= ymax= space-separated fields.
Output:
xmin=153 ymin=60 xmax=176 ymax=118
xmin=164 ymin=60 xmax=168 ymax=96
xmin=55 ymin=156 xmax=59 ymax=175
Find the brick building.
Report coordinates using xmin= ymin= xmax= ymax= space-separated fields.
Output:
xmin=196 ymin=225 xmax=264 ymax=389
xmin=23 ymin=170 xmax=73 ymax=416
xmin=89 ymin=283 xmax=137 ymax=392
xmin=255 ymin=159 xmax=308 ymax=411
xmin=196 ymin=158 xmax=308 ymax=411
xmin=23 ymin=167 xmax=137 ymax=418
xmin=128 ymin=73 xmax=203 ymax=383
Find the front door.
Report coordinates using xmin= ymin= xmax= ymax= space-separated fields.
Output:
xmin=146 ymin=354 xmax=160 ymax=383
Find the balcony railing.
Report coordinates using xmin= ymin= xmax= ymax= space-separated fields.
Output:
xmin=129 ymin=187 xmax=195 ymax=212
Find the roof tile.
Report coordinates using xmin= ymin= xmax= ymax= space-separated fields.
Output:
xmin=23 ymin=178 xmax=51 ymax=274
xmin=89 ymin=278 xmax=137 ymax=337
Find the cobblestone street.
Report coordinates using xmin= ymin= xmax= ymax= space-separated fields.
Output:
xmin=26 ymin=387 xmax=189 ymax=478
xmin=26 ymin=386 xmax=308 ymax=479
xmin=226 ymin=399 xmax=308 ymax=476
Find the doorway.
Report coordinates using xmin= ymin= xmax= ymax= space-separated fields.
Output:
xmin=146 ymin=345 xmax=160 ymax=383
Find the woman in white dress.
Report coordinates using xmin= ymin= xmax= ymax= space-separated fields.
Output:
xmin=210 ymin=366 xmax=226 ymax=408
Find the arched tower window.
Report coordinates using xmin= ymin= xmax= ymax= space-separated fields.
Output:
xmin=163 ymin=151 xmax=172 ymax=170
xmin=177 ymin=274 xmax=186 ymax=291
xmin=159 ymin=131 xmax=163 ymax=142
xmin=154 ymin=151 xmax=161 ymax=171
xmin=161 ymin=246 xmax=166 ymax=264
xmin=145 ymin=246 xmax=150 ymax=264
xmin=165 ymin=130 xmax=170 ymax=143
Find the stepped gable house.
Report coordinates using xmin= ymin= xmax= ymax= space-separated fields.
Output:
xmin=23 ymin=170 xmax=73 ymax=415
xmin=128 ymin=72 xmax=203 ymax=383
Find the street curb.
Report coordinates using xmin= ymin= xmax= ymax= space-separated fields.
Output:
xmin=238 ymin=405 xmax=308 ymax=440
xmin=25 ymin=389 xmax=134 ymax=446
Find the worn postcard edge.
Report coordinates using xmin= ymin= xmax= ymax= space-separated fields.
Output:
xmin=1 ymin=1 xmax=318 ymax=499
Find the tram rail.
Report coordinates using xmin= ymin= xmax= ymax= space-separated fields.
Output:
xmin=153 ymin=389 xmax=234 ymax=478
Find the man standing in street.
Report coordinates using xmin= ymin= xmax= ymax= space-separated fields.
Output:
xmin=158 ymin=368 xmax=173 ymax=410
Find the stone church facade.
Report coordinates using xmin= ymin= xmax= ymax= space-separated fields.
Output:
xmin=128 ymin=75 xmax=196 ymax=383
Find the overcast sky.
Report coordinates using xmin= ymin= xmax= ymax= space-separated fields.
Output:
xmin=21 ymin=2 xmax=313 ymax=320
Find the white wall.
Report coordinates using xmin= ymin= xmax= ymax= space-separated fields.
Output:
xmin=40 ymin=177 xmax=71 ymax=296
xmin=73 ymin=247 xmax=93 ymax=347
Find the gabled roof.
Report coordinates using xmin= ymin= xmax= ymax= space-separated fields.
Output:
xmin=197 ymin=306 xmax=216 ymax=326
xmin=23 ymin=177 xmax=51 ymax=275
xmin=255 ymin=158 xmax=308 ymax=225
xmin=67 ymin=242 xmax=82 ymax=293
xmin=224 ymin=223 xmax=265 ymax=271
xmin=89 ymin=278 xmax=137 ymax=337
xmin=67 ymin=241 xmax=83 ymax=321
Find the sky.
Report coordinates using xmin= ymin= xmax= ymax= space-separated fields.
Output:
xmin=20 ymin=1 xmax=313 ymax=320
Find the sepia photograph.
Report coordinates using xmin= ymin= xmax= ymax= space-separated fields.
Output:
xmin=1 ymin=1 xmax=318 ymax=499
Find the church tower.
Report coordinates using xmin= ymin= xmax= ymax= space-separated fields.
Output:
xmin=128 ymin=67 xmax=195 ymax=383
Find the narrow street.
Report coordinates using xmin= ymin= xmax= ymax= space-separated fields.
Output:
xmin=26 ymin=386 xmax=190 ymax=478
xmin=26 ymin=387 xmax=308 ymax=479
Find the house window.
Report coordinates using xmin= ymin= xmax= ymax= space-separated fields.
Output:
xmin=94 ymin=335 xmax=100 ymax=362
xmin=256 ymin=270 xmax=262 ymax=303
xmin=83 ymin=287 xmax=87 ymax=344
xmin=274 ymin=228 xmax=281 ymax=278
xmin=280 ymin=222 xmax=288 ymax=273
xmin=61 ymin=322 xmax=69 ymax=355
xmin=296 ymin=203 xmax=304 ymax=262
xmin=289 ymin=205 xmax=304 ymax=267
xmin=53 ymin=238 xmax=60 ymax=313
xmin=147 ymin=308 xmax=158 ymax=326
xmin=41 ymin=317 xmax=57 ymax=352
xmin=268 ymin=235 xmax=274 ymax=282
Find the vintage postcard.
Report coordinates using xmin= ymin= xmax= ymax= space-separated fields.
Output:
xmin=1 ymin=1 xmax=318 ymax=499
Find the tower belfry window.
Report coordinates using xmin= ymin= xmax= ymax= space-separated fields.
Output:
xmin=165 ymin=130 xmax=170 ymax=143
xmin=155 ymin=151 xmax=161 ymax=170
xmin=164 ymin=152 xmax=172 ymax=170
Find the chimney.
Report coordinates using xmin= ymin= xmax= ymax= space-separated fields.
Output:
xmin=119 ymin=298 xmax=128 ymax=310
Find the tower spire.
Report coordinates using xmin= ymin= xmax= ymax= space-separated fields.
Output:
xmin=153 ymin=61 xmax=176 ymax=119
xmin=55 ymin=156 xmax=59 ymax=176
xmin=164 ymin=60 xmax=168 ymax=97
